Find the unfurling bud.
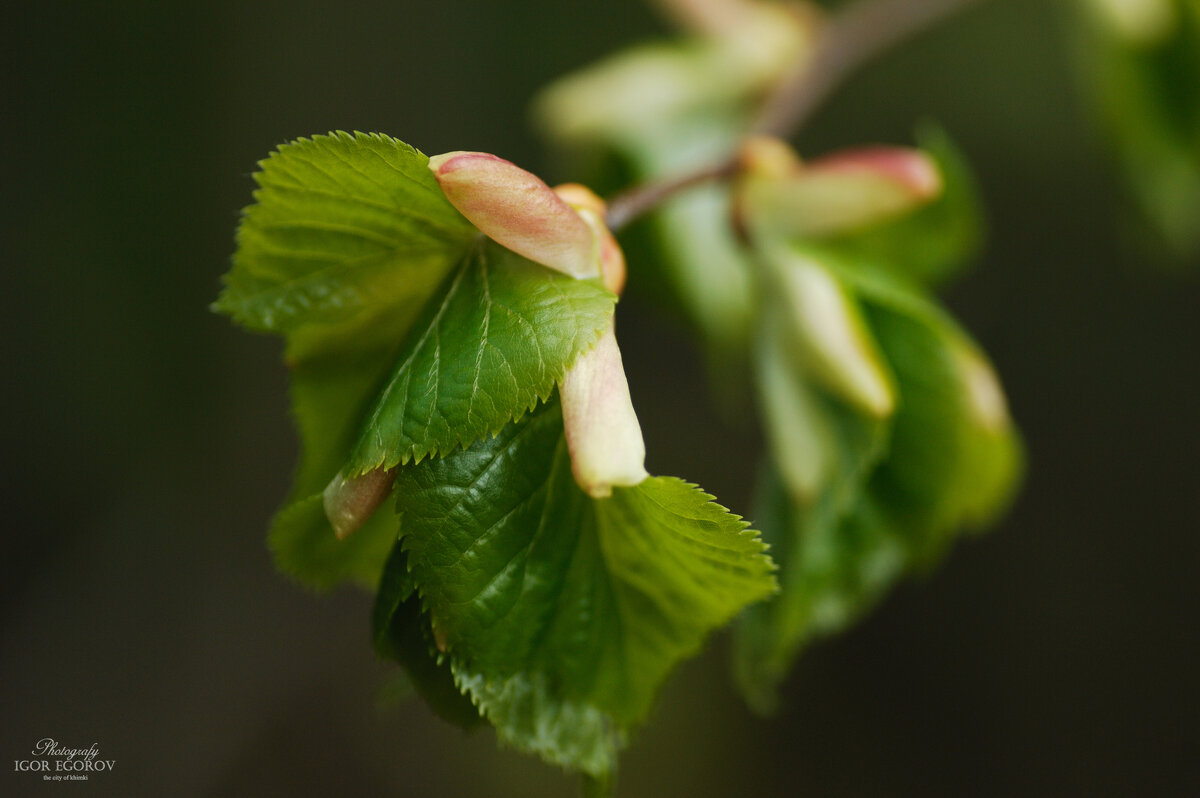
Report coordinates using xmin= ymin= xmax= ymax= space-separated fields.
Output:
xmin=738 ymin=138 xmax=943 ymax=240
xmin=560 ymin=323 xmax=648 ymax=498
xmin=776 ymin=254 xmax=894 ymax=418
xmin=322 ymin=466 xmax=396 ymax=540
xmin=428 ymin=151 xmax=601 ymax=279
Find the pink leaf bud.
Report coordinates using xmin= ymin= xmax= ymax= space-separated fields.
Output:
xmin=428 ymin=151 xmax=600 ymax=279
xmin=807 ymin=146 xmax=943 ymax=200
xmin=739 ymin=139 xmax=943 ymax=240
xmin=322 ymin=466 xmax=396 ymax=540
xmin=560 ymin=323 xmax=648 ymax=498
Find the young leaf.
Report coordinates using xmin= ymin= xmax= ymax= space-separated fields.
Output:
xmin=216 ymin=132 xmax=616 ymax=589
xmin=215 ymin=131 xmax=477 ymax=333
xmin=861 ymin=286 xmax=1023 ymax=555
xmin=270 ymin=272 xmax=448 ymax=589
xmin=734 ymin=125 xmax=1016 ymax=705
xmin=756 ymin=299 xmax=889 ymax=508
xmin=381 ymin=399 xmax=777 ymax=777
xmin=736 ymin=251 xmax=1022 ymax=711
xmin=343 ymin=241 xmax=616 ymax=474
xmin=212 ymin=133 xmax=471 ymax=587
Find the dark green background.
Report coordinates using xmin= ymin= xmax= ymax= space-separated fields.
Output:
xmin=5 ymin=1 xmax=1198 ymax=795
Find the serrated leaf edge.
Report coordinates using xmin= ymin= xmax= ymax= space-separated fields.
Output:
xmin=383 ymin=433 xmax=778 ymax=776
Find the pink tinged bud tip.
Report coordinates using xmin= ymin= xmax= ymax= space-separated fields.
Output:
xmin=322 ymin=466 xmax=396 ymax=540
xmin=807 ymin=147 xmax=943 ymax=201
xmin=560 ymin=323 xmax=648 ymax=498
xmin=428 ymin=151 xmax=601 ymax=280
xmin=740 ymin=141 xmax=943 ymax=239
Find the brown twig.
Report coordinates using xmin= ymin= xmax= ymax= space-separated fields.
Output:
xmin=604 ymin=161 xmax=740 ymax=232
xmin=604 ymin=0 xmax=990 ymax=231
xmin=753 ymin=0 xmax=990 ymax=137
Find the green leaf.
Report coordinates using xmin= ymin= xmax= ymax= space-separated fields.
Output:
xmin=344 ymin=241 xmax=616 ymax=473
xmin=1076 ymin=1 xmax=1200 ymax=257
xmin=734 ymin=468 xmax=906 ymax=714
xmin=215 ymin=131 xmax=476 ymax=333
xmin=216 ymin=133 xmax=616 ymax=589
xmin=268 ymin=308 xmax=417 ymax=589
xmin=736 ymin=255 xmax=1022 ymax=711
xmin=862 ymin=291 xmax=1023 ymax=555
xmin=652 ymin=181 xmax=757 ymax=357
xmin=384 ymin=399 xmax=776 ymax=776
xmin=272 ymin=247 xmax=613 ymax=588
xmin=373 ymin=545 xmax=483 ymax=730
xmin=213 ymin=132 xmax=476 ymax=588
xmin=755 ymin=299 xmax=889 ymax=510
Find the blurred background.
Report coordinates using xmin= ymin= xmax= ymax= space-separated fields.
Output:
xmin=4 ymin=0 xmax=1198 ymax=795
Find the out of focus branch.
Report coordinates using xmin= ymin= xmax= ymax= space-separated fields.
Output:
xmin=753 ymin=0 xmax=989 ymax=137
xmin=605 ymin=0 xmax=989 ymax=231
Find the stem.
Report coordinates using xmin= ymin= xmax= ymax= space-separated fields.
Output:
xmin=753 ymin=0 xmax=990 ymax=138
xmin=604 ymin=0 xmax=989 ymax=231
xmin=604 ymin=161 xmax=739 ymax=232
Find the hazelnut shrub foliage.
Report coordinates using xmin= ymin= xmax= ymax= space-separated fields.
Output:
xmin=214 ymin=0 xmax=1198 ymax=793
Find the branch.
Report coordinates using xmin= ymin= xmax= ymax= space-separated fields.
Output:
xmin=605 ymin=0 xmax=989 ymax=231
xmin=604 ymin=162 xmax=739 ymax=232
xmin=753 ymin=0 xmax=990 ymax=138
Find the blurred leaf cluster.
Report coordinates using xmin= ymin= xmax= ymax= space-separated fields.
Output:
xmin=1073 ymin=0 xmax=1200 ymax=259
xmin=537 ymin=0 xmax=1022 ymax=714
xmin=215 ymin=130 xmax=777 ymax=788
